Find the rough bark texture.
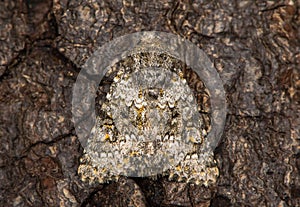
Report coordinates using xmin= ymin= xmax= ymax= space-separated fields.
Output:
xmin=0 ymin=0 xmax=299 ymax=206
